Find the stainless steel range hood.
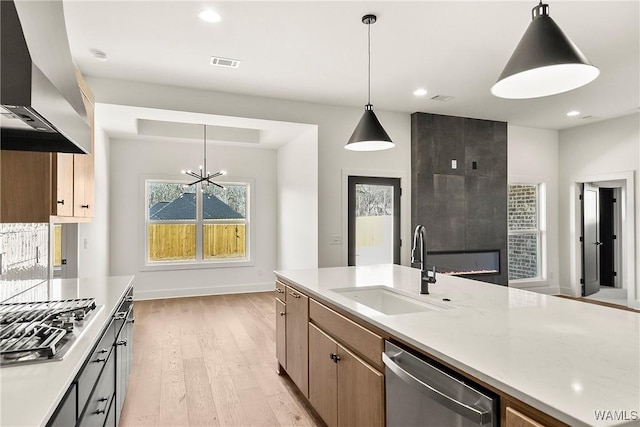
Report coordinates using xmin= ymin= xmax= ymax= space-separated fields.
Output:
xmin=1 ymin=0 xmax=91 ymax=154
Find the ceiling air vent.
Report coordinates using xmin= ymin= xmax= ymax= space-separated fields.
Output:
xmin=210 ymin=56 xmax=241 ymax=68
xmin=430 ymin=95 xmax=454 ymax=102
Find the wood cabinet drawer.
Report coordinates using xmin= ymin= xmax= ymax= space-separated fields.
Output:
xmin=77 ymin=320 xmax=115 ymax=413
xmin=309 ymin=299 xmax=383 ymax=371
xmin=275 ymin=280 xmax=286 ymax=300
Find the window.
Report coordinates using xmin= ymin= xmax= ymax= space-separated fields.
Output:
xmin=508 ymin=184 xmax=542 ymax=280
xmin=145 ymin=179 xmax=249 ymax=266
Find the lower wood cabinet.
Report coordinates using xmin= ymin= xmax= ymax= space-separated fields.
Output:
xmin=284 ymin=285 xmax=309 ymax=398
xmin=275 ymin=297 xmax=287 ymax=370
xmin=506 ymin=407 xmax=546 ymax=427
xmin=309 ymin=323 xmax=384 ymax=427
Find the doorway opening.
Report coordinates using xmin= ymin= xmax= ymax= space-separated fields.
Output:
xmin=51 ymin=223 xmax=78 ymax=278
xmin=347 ymin=176 xmax=400 ymax=266
xmin=576 ymin=175 xmax=633 ymax=307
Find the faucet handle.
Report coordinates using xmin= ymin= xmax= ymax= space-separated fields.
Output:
xmin=427 ymin=266 xmax=437 ymax=283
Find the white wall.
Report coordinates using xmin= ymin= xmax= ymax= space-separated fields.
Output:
xmin=77 ymin=115 xmax=110 ymax=278
xmin=277 ymin=127 xmax=319 ymax=269
xmin=507 ymin=125 xmax=559 ymax=293
xmin=88 ymin=77 xmax=412 ymax=270
xmin=558 ymin=113 xmax=640 ymax=307
xmin=108 ymin=137 xmax=277 ymax=299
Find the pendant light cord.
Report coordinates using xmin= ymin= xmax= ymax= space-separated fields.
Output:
xmin=367 ymin=20 xmax=371 ymax=106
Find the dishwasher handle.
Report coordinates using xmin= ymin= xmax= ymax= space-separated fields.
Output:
xmin=382 ymin=352 xmax=492 ymax=425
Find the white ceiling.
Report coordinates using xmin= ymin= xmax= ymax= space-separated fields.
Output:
xmin=63 ymin=1 xmax=639 ymax=132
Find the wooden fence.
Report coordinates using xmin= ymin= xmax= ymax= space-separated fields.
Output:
xmin=148 ymin=224 xmax=246 ymax=261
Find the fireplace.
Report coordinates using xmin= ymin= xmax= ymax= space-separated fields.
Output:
xmin=427 ymin=250 xmax=500 ymax=276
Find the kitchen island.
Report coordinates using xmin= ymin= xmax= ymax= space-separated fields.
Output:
xmin=0 ymin=275 xmax=134 ymax=427
xmin=275 ymin=264 xmax=639 ymax=427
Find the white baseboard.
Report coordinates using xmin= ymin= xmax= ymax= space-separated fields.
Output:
xmin=133 ymin=282 xmax=274 ymax=301
xmin=559 ymin=286 xmax=578 ymax=297
xmin=515 ymin=285 xmax=561 ymax=295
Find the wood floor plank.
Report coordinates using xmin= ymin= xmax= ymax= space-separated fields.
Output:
xmin=120 ymin=293 xmax=322 ymax=427
xmin=184 ymin=357 xmax=220 ymax=426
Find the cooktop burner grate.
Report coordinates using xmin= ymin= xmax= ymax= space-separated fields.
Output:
xmin=0 ymin=298 xmax=97 ymax=366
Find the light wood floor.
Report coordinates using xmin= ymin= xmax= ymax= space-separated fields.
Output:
xmin=120 ymin=292 xmax=323 ymax=427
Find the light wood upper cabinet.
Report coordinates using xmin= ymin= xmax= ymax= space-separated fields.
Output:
xmin=52 ymin=153 xmax=74 ymax=217
xmin=285 ymin=285 xmax=309 ymax=398
xmin=73 ymin=153 xmax=94 ymax=218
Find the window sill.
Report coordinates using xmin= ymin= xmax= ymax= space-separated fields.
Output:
xmin=140 ymin=258 xmax=254 ymax=272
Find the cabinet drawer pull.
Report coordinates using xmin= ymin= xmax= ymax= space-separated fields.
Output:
xmin=114 ymin=311 xmax=127 ymax=320
xmin=289 ymin=291 xmax=301 ymax=299
xmin=279 ymin=311 xmax=286 ymax=316
xmin=116 ymin=339 xmax=128 ymax=347
xmin=125 ymin=296 xmax=134 ymax=302
xmin=81 ymin=204 xmax=90 ymax=209
xmin=57 ymin=200 xmax=65 ymax=205
xmin=126 ymin=317 xmax=136 ymax=324
xmin=97 ymin=348 xmax=109 ymax=354
xmin=94 ymin=397 xmax=109 ymax=415
xmin=94 ymin=357 xmax=107 ymax=363
xmin=275 ymin=288 xmax=285 ymax=293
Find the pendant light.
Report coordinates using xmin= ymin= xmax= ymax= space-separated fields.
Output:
xmin=491 ymin=1 xmax=599 ymax=99
xmin=181 ymin=125 xmax=226 ymax=188
xmin=345 ymin=14 xmax=394 ymax=151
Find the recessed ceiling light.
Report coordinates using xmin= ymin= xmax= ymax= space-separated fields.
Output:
xmin=413 ymin=88 xmax=428 ymax=97
xmin=566 ymin=110 xmax=580 ymax=117
xmin=199 ymin=9 xmax=222 ymax=23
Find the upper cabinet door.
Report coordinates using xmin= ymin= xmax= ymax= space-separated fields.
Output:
xmin=53 ymin=153 xmax=74 ymax=216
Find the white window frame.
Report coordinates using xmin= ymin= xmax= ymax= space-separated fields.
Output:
xmin=508 ymin=182 xmax=546 ymax=282
xmin=140 ymin=175 xmax=254 ymax=271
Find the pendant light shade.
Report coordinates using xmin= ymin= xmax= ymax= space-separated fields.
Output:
xmin=491 ymin=2 xmax=599 ymax=99
xmin=345 ymin=14 xmax=394 ymax=151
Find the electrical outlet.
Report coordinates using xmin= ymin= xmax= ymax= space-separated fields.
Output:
xmin=329 ymin=235 xmax=342 ymax=245
xmin=451 ymin=159 xmax=457 ymax=169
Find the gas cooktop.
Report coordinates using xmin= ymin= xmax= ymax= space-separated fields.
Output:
xmin=0 ymin=298 xmax=102 ymax=367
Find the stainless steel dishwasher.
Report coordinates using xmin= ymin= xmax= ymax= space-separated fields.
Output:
xmin=383 ymin=341 xmax=499 ymax=427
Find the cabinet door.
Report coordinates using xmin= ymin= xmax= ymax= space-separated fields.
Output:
xmin=73 ymin=153 xmax=94 ymax=217
xmin=52 ymin=153 xmax=74 ymax=216
xmin=505 ymin=407 xmax=546 ymax=427
xmin=276 ymin=298 xmax=287 ymax=369
xmin=309 ymin=323 xmax=338 ymax=427
xmin=337 ymin=343 xmax=384 ymax=427
xmin=48 ymin=383 xmax=77 ymax=427
xmin=285 ymin=286 xmax=308 ymax=398
xmin=0 ymin=150 xmax=51 ymax=223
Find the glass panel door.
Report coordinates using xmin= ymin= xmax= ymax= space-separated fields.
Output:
xmin=348 ymin=176 xmax=400 ymax=266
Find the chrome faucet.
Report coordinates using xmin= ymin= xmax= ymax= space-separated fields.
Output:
xmin=411 ymin=225 xmax=437 ymax=294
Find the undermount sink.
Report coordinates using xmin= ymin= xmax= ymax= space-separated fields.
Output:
xmin=331 ymin=286 xmax=450 ymax=315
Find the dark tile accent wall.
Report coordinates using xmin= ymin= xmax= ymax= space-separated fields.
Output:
xmin=411 ymin=112 xmax=508 ymax=286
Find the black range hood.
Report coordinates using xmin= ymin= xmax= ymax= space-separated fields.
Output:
xmin=1 ymin=0 xmax=90 ymax=154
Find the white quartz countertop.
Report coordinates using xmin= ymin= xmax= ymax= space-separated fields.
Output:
xmin=275 ymin=265 xmax=640 ymax=427
xmin=0 ymin=275 xmax=134 ymax=427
